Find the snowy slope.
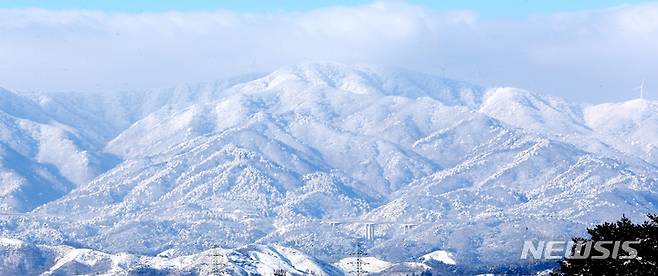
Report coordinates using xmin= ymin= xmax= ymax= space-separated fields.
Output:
xmin=480 ymin=87 xmax=658 ymax=166
xmin=0 ymin=88 xmax=116 ymax=212
xmin=0 ymin=62 xmax=656 ymax=271
xmin=479 ymin=87 xmax=589 ymax=136
xmin=584 ymin=99 xmax=658 ymax=164
xmin=0 ymin=238 xmax=341 ymax=275
xmin=0 ymin=75 xmax=261 ymax=211
xmin=26 ymin=74 xmax=262 ymax=142
xmin=363 ymin=134 xmax=657 ymax=263
xmin=420 ymin=250 xmax=456 ymax=265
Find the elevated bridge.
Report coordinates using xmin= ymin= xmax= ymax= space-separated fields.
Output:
xmin=322 ymin=219 xmax=419 ymax=240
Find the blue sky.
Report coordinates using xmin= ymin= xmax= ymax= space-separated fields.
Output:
xmin=0 ymin=0 xmax=653 ymax=16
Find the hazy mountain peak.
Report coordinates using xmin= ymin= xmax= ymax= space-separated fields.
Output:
xmin=241 ymin=62 xmax=485 ymax=108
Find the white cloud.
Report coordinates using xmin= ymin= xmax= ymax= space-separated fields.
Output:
xmin=0 ymin=1 xmax=657 ymax=102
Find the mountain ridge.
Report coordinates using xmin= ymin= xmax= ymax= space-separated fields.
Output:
xmin=0 ymin=62 xmax=656 ymax=271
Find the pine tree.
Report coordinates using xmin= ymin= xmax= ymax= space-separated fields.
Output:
xmin=553 ymin=214 xmax=658 ymax=275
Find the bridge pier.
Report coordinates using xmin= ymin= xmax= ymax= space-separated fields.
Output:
xmin=364 ymin=223 xmax=375 ymax=241
xmin=401 ymin=224 xmax=415 ymax=232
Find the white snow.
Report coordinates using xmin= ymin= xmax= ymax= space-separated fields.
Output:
xmin=420 ymin=250 xmax=456 ymax=265
xmin=0 ymin=237 xmax=23 ymax=247
xmin=0 ymin=62 xmax=656 ymax=271
xmin=7 ymin=241 xmax=340 ymax=275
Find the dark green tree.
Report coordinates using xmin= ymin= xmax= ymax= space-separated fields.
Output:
xmin=553 ymin=214 xmax=658 ymax=275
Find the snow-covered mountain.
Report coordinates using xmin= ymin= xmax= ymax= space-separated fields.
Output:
xmin=584 ymin=99 xmax=658 ymax=164
xmin=0 ymin=238 xmax=342 ymax=275
xmin=480 ymin=87 xmax=658 ymax=166
xmin=0 ymin=88 xmax=119 ymax=212
xmin=0 ymin=62 xmax=656 ymax=273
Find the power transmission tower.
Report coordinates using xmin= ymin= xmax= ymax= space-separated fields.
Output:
xmin=347 ymin=240 xmax=369 ymax=276
xmin=204 ymin=246 xmax=228 ymax=276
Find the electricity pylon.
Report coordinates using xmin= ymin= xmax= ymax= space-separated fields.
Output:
xmin=347 ymin=240 xmax=369 ymax=276
xmin=204 ymin=246 xmax=228 ymax=276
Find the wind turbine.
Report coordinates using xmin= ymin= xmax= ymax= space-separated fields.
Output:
xmin=634 ymin=80 xmax=645 ymax=99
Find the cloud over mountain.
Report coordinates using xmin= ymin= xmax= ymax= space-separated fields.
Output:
xmin=1 ymin=2 xmax=657 ymax=102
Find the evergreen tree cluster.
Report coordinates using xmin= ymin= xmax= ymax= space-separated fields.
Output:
xmin=554 ymin=214 xmax=658 ymax=275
